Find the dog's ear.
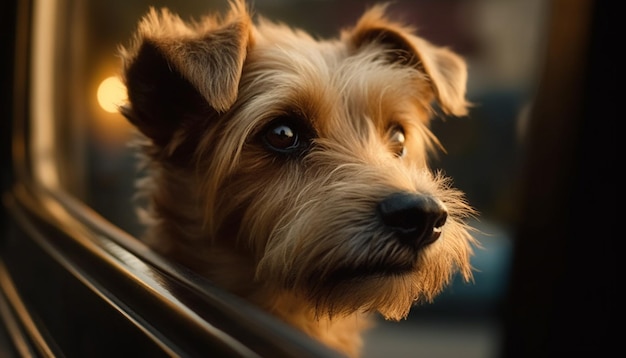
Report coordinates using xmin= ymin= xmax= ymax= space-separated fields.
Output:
xmin=119 ymin=1 xmax=252 ymax=149
xmin=348 ymin=4 xmax=469 ymax=116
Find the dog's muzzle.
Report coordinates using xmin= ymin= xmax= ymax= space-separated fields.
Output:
xmin=377 ymin=192 xmax=448 ymax=249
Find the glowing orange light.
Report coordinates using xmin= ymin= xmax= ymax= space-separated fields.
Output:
xmin=97 ymin=76 xmax=126 ymax=113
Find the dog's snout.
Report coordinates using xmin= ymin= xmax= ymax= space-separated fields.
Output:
xmin=377 ymin=192 xmax=448 ymax=247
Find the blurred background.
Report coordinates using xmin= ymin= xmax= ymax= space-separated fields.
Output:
xmin=57 ymin=0 xmax=550 ymax=357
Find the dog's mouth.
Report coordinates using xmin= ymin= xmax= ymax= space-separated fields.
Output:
xmin=317 ymin=243 xmax=421 ymax=283
xmin=302 ymin=227 xmax=436 ymax=284
xmin=300 ymin=260 xmax=416 ymax=294
xmin=328 ymin=262 xmax=416 ymax=281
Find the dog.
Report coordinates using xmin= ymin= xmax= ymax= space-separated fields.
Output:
xmin=118 ymin=0 xmax=477 ymax=356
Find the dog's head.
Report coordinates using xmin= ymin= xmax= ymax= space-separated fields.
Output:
xmin=120 ymin=0 xmax=477 ymax=320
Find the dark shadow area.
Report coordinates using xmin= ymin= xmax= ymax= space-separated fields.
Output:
xmin=500 ymin=1 xmax=615 ymax=355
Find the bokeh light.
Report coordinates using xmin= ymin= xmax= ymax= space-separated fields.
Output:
xmin=97 ymin=76 xmax=126 ymax=113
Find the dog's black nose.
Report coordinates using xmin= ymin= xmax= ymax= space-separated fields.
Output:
xmin=377 ymin=192 xmax=448 ymax=248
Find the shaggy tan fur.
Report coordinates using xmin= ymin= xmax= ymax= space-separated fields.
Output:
xmin=119 ymin=1 xmax=477 ymax=356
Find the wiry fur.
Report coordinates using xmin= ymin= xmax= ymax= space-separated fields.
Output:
xmin=119 ymin=1 xmax=478 ymax=356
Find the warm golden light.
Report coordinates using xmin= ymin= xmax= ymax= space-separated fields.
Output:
xmin=97 ymin=76 xmax=126 ymax=113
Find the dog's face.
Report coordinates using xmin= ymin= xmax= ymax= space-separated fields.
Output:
xmin=120 ymin=0 xmax=476 ymax=320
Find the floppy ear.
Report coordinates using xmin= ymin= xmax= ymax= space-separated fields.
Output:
xmin=348 ymin=4 xmax=469 ymax=117
xmin=119 ymin=1 xmax=252 ymax=150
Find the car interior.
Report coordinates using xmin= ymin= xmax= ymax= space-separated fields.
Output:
xmin=1 ymin=0 xmax=613 ymax=357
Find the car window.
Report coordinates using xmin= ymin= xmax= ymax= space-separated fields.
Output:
xmin=6 ymin=0 xmax=551 ymax=357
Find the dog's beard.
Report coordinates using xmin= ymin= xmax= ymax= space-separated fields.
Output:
xmin=258 ymin=202 xmax=473 ymax=320
xmin=215 ymin=160 xmax=476 ymax=320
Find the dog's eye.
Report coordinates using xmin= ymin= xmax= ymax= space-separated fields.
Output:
xmin=264 ymin=120 xmax=301 ymax=153
xmin=389 ymin=126 xmax=406 ymax=157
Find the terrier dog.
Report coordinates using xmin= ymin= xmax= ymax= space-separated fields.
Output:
xmin=119 ymin=0 xmax=477 ymax=356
